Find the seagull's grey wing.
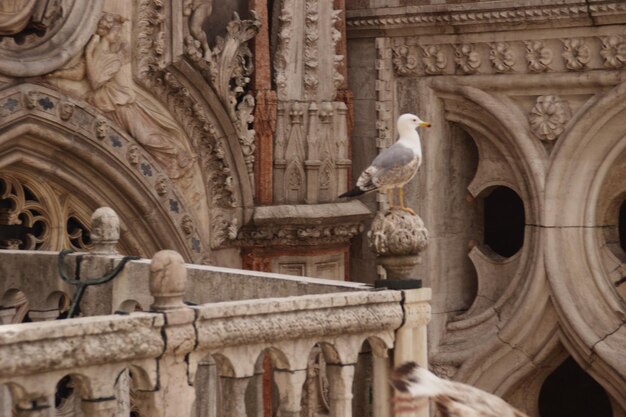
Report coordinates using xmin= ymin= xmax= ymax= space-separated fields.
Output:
xmin=356 ymin=143 xmax=420 ymax=190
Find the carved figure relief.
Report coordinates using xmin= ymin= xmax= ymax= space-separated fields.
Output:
xmin=48 ymin=13 xmax=197 ymax=187
xmin=0 ymin=0 xmax=61 ymax=36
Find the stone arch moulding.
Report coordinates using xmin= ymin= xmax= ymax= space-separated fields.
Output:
xmin=0 ymin=83 xmax=206 ymax=262
xmin=133 ymin=0 xmax=257 ymax=231
xmin=426 ymin=82 xmax=547 ymax=364
xmin=544 ymin=80 xmax=626 ymax=407
xmin=0 ymin=0 xmax=104 ymax=77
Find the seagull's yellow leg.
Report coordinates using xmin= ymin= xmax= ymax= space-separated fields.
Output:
xmin=386 ymin=188 xmax=395 ymax=208
xmin=398 ymin=187 xmax=416 ymax=215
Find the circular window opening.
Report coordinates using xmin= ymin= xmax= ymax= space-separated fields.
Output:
xmin=482 ymin=186 xmax=525 ymax=257
xmin=539 ymin=357 xmax=612 ymax=417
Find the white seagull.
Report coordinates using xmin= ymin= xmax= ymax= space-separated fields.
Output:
xmin=391 ymin=362 xmax=530 ymax=417
xmin=339 ymin=113 xmax=430 ymax=214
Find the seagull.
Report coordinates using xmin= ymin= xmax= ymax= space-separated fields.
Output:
xmin=338 ymin=113 xmax=430 ymax=214
xmin=391 ymin=362 xmax=529 ymax=417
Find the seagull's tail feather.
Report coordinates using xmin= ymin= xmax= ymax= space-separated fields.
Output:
xmin=338 ymin=186 xmax=368 ymax=198
xmin=391 ymin=362 xmax=447 ymax=398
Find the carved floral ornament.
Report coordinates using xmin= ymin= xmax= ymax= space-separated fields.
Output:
xmin=528 ymin=95 xmax=572 ymax=141
xmin=390 ymin=36 xmax=625 ymax=76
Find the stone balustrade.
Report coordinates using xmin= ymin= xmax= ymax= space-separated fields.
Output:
xmin=0 ymin=208 xmax=431 ymax=416
xmin=0 ymin=248 xmax=431 ymax=417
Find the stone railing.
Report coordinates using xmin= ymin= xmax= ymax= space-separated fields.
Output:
xmin=0 ymin=207 xmax=431 ymax=416
xmin=0 ymin=247 xmax=431 ymax=417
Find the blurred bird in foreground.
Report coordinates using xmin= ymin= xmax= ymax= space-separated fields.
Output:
xmin=391 ymin=362 xmax=529 ymax=417
xmin=338 ymin=113 xmax=430 ymax=215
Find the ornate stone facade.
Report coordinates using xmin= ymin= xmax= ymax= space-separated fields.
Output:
xmin=348 ymin=0 xmax=626 ymax=415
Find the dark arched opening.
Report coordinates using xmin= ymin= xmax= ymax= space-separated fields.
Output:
xmin=483 ymin=186 xmax=525 ymax=257
xmin=539 ymin=357 xmax=612 ymax=417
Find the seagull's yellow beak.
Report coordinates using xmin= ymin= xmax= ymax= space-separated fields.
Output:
xmin=419 ymin=121 xmax=431 ymax=128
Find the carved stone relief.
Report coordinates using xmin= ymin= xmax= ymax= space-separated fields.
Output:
xmin=0 ymin=84 xmax=207 ymax=260
xmin=528 ymin=95 xmax=572 ymax=141
xmin=0 ymin=0 xmax=103 ymax=77
xmin=388 ymin=34 xmax=626 ymax=77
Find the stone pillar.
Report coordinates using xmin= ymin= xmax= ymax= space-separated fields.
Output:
xmin=273 ymin=369 xmax=306 ymax=417
xmin=393 ymin=288 xmax=431 ymax=417
xmin=195 ymin=360 xmax=219 ymax=417
xmin=326 ymin=364 xmax=355 ymax=417
xmin=372 ymin=354 xmax=392 ymax=417
xmin=305 ymin=102 xmax=321 ymax=204
xmin=221 ymin=376 xmax=250 ymax=417
xmin=80 ymin=398 xmax=117 ymax=417
xmin=145 ymin=250 xmax=196 ymax=417
xmin=79 ymin=207 xmax=122 ymax=316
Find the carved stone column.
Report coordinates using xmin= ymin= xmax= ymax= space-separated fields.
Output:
xmin=221 ymin=376 xmax=251 ymax=417
xmin=393 ymin=288 xmax=432 ymax=417
xmin=372 ymin=354 xmax=392 ymax=417
xmin=326 ymin=364 xmax=355 ymax=417
xmin=273 ymin=369 xmax=307 ymax=417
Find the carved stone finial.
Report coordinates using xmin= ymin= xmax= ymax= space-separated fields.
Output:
xmin=90 ymin=207 xmax=120 ymax=255
xmin=367 ymin=209 xmax=429 ymax=279
xmin=149 ymin=250 xmax=187 ymax=311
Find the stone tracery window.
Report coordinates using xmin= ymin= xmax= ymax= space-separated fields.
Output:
xmin=0 ymin=172 xmax=95 ymax=252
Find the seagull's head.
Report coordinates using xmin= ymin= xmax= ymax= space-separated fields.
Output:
xmin=398 ymin=113 xmax=431 ymax=137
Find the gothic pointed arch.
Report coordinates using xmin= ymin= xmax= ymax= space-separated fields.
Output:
xmin=0 ymin=83 xmax=206 ymax=261
xmin=543 ymin=80 xmax=626 ymax=407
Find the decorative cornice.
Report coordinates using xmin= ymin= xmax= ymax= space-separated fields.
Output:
xmin=389 ymin=35 xmax=626 ymax=77
xmin=346 ymin=2 xmax=626 ymax=32
xmin=237 ymin=201 xmax=371 ymax=247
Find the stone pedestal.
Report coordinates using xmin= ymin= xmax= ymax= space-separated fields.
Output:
xmin=367 ymin=208 xmax=428 ymax=280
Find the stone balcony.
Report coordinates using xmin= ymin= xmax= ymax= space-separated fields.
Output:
xmin=0 ymin=247 xmax=431 ymax=417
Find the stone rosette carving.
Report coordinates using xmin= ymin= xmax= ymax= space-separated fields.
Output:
xmin=454 ymin=44 xmax=481 ymax=74
xmin=303 ymin=0 xmax=320 ymax=100
xmin=489 ymin=42 xmax=515 ymax=73
xmin=524 ymin=40 xmax=552 ymax=72
xmin=600 ymin=35 xmax=626 ymax=69
xmin=529 ymin=95 xmax=571 ymax=141
xmin=367 ymin=209 xmax=429 ymax=256
xmin=562 ymin=38 xmax=590 ymax=71
xmin=421 ymin=45 xmax=447 ymax=75
xmin=392 ymin=45 xmax=418 ymax=76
